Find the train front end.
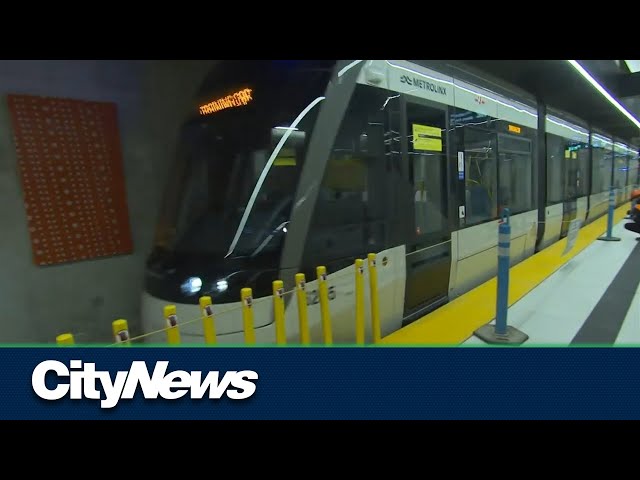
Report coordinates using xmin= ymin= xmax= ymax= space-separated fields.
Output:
xmin=141 ymin=60 xmax=334 ymax=344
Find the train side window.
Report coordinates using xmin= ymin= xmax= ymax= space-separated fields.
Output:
xmin=449 ymin=108 xmax=499 ymax=226
xmin=405 ymin=100 xmax=448 ymax=239
xmin=564 ymin=143 xmax=590 ymax=200
xmin=497 ymin=131 xmax=534 ymax=215
xmin=629 ymin=151 xmax=639 ymax=187
xmin=546 ymin=133 xmax=590 ymax=203
xmin=461 ymin=126 xmax=497 ymax=225
xmin=604 ymin=148 xmax=614 ymax=191
xmin=546 ymin=133 xmax=564 ymax=204
xmin=591 ymin=142 xmax=613 ymax=194
xmin=591 ymin=147 xmax=604 ymax=193
xmin=302 ymin=84 xmax=399 ymax=268
xmin=613 ymin=148 xmax=629 ymax=193
xmin=575 ymin=145 xmax=590 ymax=197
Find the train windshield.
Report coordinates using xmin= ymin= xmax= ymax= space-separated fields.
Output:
xmin=152 ymin=61 xmax=333 ymax=263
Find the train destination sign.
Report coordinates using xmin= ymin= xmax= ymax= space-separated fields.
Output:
xmin=199 ymin=88 xmax=253 ymax=116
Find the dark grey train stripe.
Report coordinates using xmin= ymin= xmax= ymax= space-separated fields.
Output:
xmin=571 ymin=241 xmax=640 ymax=345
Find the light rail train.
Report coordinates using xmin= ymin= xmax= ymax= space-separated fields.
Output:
xmin=141 ymin=60 xmax=640 ymax=344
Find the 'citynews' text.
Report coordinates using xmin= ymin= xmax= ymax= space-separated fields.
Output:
xmin=31 ymin=360 xmax=259 ymax=409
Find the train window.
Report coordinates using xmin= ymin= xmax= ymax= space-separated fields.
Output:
xmin=546 ymin=134 xmax=564 ymax=204
xmin=450 ymin=108 xmax=499 ymax=226
xmin=461 ymin=126 xmax=497 ymax=225
xmin=302 ymin=84 xmax=399 ymax=268
xmin=546 ymin=133 xmax=590 ymax=204
xmin=591 ymin=139 xmax=613 ymax=194
xmin=228 ymin=108 xmax=321 ymax=259
xmin=575 ymin=143 xmax=590 ymax=197
xmin=613 ymin=148 xmax=629 ymax=193
xmin=497 ymin=131 xmax=534 ymax=215
xmin=168 ymin=100 xmax=322 ymax=261
xmin=151 ymin=60 xmax=334 ymax=266
xmin=405 ymin=100 xmax=448 ymax=239
xmin=628 ymin=150 xmax=639 ymax=187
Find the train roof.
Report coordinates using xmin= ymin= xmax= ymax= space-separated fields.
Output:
xmin=454 ymin=60 xmax=640 ymax=147
xmin=194 ymin=60 xmax=640 ymax=148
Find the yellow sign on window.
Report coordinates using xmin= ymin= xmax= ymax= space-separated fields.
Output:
xmin=571 ymin=151 xmax=577 ymax=159
xmin=325 ymin=157 xmax=366 ymax=191
xmin=412 ymin=124 xmax=442 ymax=152
xmin=274 ymin=157 xmax=296 ymax=166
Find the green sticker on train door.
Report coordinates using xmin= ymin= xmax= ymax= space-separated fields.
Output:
xmin=412 ymin=124 xmax=442 ymax=152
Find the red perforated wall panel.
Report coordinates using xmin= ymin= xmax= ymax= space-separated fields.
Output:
xmin=7 ymin=94 xmax=133 ymax=266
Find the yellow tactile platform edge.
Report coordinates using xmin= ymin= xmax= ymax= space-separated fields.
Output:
xmin=380 ymin=205 xmax=630 ymax=345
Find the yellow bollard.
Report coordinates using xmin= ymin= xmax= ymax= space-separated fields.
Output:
xmin=355 ymin=258 xmax=365 ymax=345
xmin=316 ymin=266 xmax=332 ymax=345
xmin=295 ymin=273 xmax=310 ymax=345
xmin=56 ymin=333 xmax=75 ymax=346
xmin=112 ymin=319 xmax=131 ymax=346
xmin=367 ymin=253 xmax=381 ymax=344
xmin=199 ymin=296 xmax=217 ymax=345
xmin=272 ymin=280 xmax=287 ymax=345
xmin=241 ymin=288 xmax=256 ymax=345
xmin=163 ymin=305 xmax=181 ymax=345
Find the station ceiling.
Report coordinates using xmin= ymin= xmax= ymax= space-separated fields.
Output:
xmin=456 ymin=60 xmax=640 ymax=146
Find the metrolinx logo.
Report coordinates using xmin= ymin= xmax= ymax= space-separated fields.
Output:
xmin=400 ymin=75 xmax=447 ymax=95
xmin=31 ymin=360 xmax=259 ymax=409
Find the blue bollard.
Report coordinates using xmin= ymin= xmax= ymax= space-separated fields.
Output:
xmin=606 ymin=188 xmax=614 ymax=235
xmin=473 ymin=207 xmax=528 ymax=345
xmin=598 ymin=186 xmax=621 ymax=242
xmin=495 ymin=208 xmax=511 ymax=337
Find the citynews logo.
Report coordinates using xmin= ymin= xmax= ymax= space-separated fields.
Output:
xmin=31 ymin=360 xmax=259 ymax=409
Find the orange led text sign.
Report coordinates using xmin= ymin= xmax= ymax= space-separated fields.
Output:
xmin=508 ymin=124 xmax=522 ymax=134
xmin=199 ymin=88 xmax=253 ymax=115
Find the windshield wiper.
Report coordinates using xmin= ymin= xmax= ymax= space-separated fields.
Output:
xmin=249 ymin=221 xmax=289 ymax=258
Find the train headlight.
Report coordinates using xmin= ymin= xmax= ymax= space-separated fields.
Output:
xmin=181 ymin=277 xmax=202 ymax=295
xmin=216 ymin=280 xmax=228 ymax=292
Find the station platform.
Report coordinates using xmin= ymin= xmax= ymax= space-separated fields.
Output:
xmin=380 ymin=204 xmax=639 ymax=346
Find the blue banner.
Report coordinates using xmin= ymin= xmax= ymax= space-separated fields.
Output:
xmin=3 ymin=347 xmax=640 ymax=420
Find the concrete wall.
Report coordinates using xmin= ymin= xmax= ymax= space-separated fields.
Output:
xmin=0 ymin=60 xmax=216 ymax=343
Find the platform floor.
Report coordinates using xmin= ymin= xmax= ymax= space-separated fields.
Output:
xmin=380 ymin=204 xmax=638 ymax=346
xmin=464 ymin=220 xmax=639 ymax=346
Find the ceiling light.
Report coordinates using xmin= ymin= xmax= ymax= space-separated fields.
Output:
xmin=567 ymin=60 xmax=640 ymax=130
xmin=624 ymin=60 xmax=640 ymax=74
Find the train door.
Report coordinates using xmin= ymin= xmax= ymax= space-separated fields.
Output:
xmin=563 ymin=145 xmax=583 ymax=236
xmin=557 ymin=145 xmax=582 ymax=238
xmin=401 ymin=96 xmax=452 ymax=320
